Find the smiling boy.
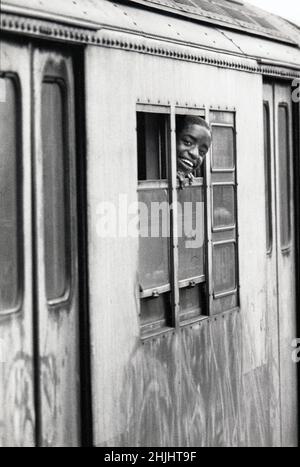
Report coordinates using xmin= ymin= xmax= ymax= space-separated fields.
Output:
xmin=177 ymin=116 xmax=212 ymax=189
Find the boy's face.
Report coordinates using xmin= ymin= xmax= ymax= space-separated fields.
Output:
xmin=177 ymin=124 xmax=211 ymax=175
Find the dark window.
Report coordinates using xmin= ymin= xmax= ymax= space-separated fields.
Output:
xmin=179 ymin=284 xmax=205 ymax=322
xmin=263 ymin=103 xmax=273 ymax=253
xmin=137 ymin=112 xmax=167 ymax=181
xmin=178 ymin=183 xmax=206 ymax=321
xmin=213 ymin=184 xmax=235 ymax=229
xmin=178 ymin=186 xmax=205 ymax=281
xmin=138 ymin=188 xmax=170 ymax=291
xmin=211 ymin=126 xmax=234 ymax=170
xmin=42 ymin=80 xmax=70 ymax=301
xmin=137 ymin=111 xmax=171 ymax=332
xmin=213 ymin=242 xmax=236 ymax=296
xmin=278 ymin=104 xmax=291 ymax=250
xmin=0 ymin=76 xmax=22 ymax=313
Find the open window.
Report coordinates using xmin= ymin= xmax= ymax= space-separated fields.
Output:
xmin=175 ymin=113 xmax=207 ymax=322
xmin=137 ymin=107 xmax=172 ymax=334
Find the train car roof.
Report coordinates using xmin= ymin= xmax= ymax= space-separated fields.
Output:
xmin=2 ymin=0 xmax=300 ymax=69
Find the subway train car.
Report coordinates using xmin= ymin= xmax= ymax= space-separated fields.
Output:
xmin=0 ymin=0 xmax=300 ymax=447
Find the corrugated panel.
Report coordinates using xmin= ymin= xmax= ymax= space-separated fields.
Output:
xmin=119 ymin=0 xmax=296 ymax=44
xmin=191 ymin=0 xmax=226 ymax=15
xmin=1 ymin=0 xmax=299 ymax=45
xmin=249 ymin=15 xmax=276 ymax=30
xmin=220 ymin=5 xmax=257 ymax=24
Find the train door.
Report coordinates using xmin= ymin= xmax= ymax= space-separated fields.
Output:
xmin=263 ymin=81 xmax=298 ymax=446
xmin=32 ymin=47 xmax=80 ymax=447
xmin=0 ymin=40 xmax=36 ymax=447
xmin=0 ymin=38 xmax=81 ymax=446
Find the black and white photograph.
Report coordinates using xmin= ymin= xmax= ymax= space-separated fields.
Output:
xmin=0 ymin=0 xmax=300 ymax=449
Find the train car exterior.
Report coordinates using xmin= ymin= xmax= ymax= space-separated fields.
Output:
xmin=0 ymin=0 xmax=300 ymax=447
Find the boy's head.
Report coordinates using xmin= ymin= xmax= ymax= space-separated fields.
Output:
xmin=176 ymin=116 xmax=212 ymax=175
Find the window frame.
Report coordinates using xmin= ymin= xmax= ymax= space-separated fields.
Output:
xmin=211 ymin=123 xmax=236 ymax=173
xmin=137 ymin=104 xmax=171 ymax=307
xmin=41 ymin=70 xmax=73 ymax=309
xmin=263 ymin=101 xmax=273 ymax=256
xmin=208 ymin=112 xmax=239 ymax=316
xmin=277 ymin=102 xmax=292 ymax=253
xmin=136 ymin=103 xmax=240 ymax=336
xmin=211 ymin=181 xmax=236 ymax=232
xmin=0 ymin=72 xmax=24 ymax=317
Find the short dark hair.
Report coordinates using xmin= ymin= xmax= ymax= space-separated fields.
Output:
xmin=177 ymin=115 xmax=211 ymax=134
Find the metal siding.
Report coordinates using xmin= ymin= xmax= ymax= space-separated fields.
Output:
xmin=86 ymin=46 xmax=284 ymax=446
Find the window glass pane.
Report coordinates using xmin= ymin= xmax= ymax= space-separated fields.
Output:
xmin=278 ymin=105 xmax=291 ymax=249
xmin=263 ymin=103 xmax=272 ymax=252
xmin=140 ymin=293 xmax=171 ymax=330
xmin=42 ymin=81 xmax=69 ymax=301
xmin=213 ymin=243 xmax=236 ymax=295
xmin=137 ymin=113 xmax=168 ymax=181
xmin=178 ymin=186 xmax=205 ymax=281
xmin=179 ymin=284 xmax=205 ymax=321
xmin=212 ymin=126 xmax=234 ymax=170
xmin=138 ymin=188 xmax=170 ymax=290
xmin=213 ymin=185 xmax=235 ymax=229
xmin=0 ymin=77 xmax=21 ymax=312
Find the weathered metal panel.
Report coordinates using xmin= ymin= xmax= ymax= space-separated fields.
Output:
xmin=0 ymin=39 xmax=35 ymax=447
xmin=2 ymin=0 xmax=299 ymax=45
xmin=1 ymin=0 xmax=300 ymax=67
xmin=33 ymin=48 xmax=80 ymax=447
xmin=86 ymin=45 xmax=289 ymax=446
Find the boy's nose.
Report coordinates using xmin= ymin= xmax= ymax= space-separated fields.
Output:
xmin=189 ymin=146 xmax=200 ymax=159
